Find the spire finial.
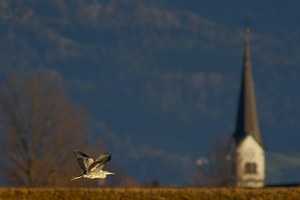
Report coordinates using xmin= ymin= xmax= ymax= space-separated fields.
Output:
xmin=243 ymin=18 xmax=250 ymax=44
xmin=243 ymin=17 xmax=250 ymax=28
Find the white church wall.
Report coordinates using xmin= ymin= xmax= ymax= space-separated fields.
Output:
xmin=236 ymin=135 xmax=265 ymax=187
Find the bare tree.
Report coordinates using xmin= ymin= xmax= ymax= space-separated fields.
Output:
xmin=0 ymin=68 xmax=93 ymax=187
xmin=193 ymin=136 xmax=235 ymax=187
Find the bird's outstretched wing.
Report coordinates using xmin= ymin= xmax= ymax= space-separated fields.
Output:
xmin=88 ymin=152 xmax=111 ymax=172
xmin=74 ymin=149 xmax=94 ymax=173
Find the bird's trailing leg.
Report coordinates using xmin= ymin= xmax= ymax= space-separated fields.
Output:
xmin=70 ymin=174 xmax=83 ymax=181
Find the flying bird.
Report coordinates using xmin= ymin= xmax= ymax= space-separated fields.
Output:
xmin=71 ymin=150 xmax=115 ymax=181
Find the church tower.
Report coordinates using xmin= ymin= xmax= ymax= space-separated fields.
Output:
xmin=232 ymin=27 xmax=265 ymax=188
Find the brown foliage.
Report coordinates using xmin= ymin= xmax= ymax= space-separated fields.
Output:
xmin=1 ymin=188 xmax=300 ymax=200
xmin=0 ymin=69 xmax=93 ymax=187
xmin=194 ymin=136 xmax=235 ymax=187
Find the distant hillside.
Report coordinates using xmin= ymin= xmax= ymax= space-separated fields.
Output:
xmin=0 ymin=0 xmax=243 ymax=121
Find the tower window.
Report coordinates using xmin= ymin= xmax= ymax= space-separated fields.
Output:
xmin=244 ymin=162 xmax=257 ymax=174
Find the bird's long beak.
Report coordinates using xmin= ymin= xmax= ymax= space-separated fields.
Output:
xmin=106 ymin=171 xmax=115 ymax=175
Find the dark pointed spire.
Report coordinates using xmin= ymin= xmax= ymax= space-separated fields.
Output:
xmin=233 ymin=27 xmax=263 ymax=147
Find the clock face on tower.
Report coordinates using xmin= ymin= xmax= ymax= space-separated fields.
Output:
xmin=245 ymin=148 xmax=255 ymax=160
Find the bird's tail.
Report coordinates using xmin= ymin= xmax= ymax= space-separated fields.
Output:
xmin=70 ymin=174 xmax=83 ymax=181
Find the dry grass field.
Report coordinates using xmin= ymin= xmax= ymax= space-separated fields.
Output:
xmin=0 ymin=187 xmax=300 ymax=200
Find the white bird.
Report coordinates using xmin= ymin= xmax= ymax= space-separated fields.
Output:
xmin=71 ymin=150 xmax=115 ymax=181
